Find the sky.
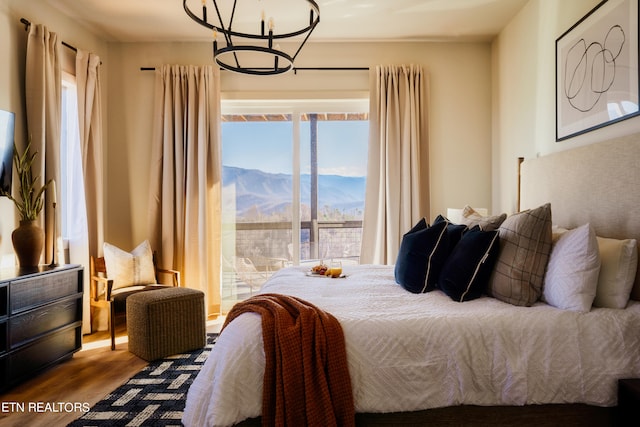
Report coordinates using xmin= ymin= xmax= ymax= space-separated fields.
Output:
xmin=222 ymin=118 xmax=369 ymax=177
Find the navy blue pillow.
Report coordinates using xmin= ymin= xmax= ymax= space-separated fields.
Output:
xmin=395 ymin=219 xmax=449 ymax=293
xmin=434 ymin=215 xmax=467 ymax=257
xmin=438 ymin=226 xmax=500 ymax=302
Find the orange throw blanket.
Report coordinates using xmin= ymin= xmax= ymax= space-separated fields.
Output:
xmin=223 ymin=293 xmax=355 ymax=427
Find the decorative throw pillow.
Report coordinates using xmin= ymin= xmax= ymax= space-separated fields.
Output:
xmin=438 ymin=226 xmax=500 ymax=302
xmin=593 ymin=236 xmax=638 ymax=309
xmin=460 ymin=205 xmax=507 ymax=231
xmin=551 ymin=225 xmax=569 ymax=243
xmin=395 ymin=219 xmax=449 ymax=294
xmin=488 ymin=203 xmax=553 ymax=306
xmin=434 ymin=214 xmax=467 ymax=256
xmin=543 ymin=224 xmax=600 ymax=312
xmin=103 ymin=240 xmax=157 ymax=290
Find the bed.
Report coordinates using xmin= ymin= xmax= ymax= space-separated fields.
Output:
xmin=183 ymin=134 xmax=640 ymax=426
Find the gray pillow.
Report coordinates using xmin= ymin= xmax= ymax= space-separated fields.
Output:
xmin=460 ymin=205 xmax=507 ymax=231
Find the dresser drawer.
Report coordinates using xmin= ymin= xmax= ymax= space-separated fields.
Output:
xmin=6 ymin=324 xmax=81 ymax=386
xmin=0 ymin=285 xmax=7 ymax=318
xmin=9 ymin=295 xmax=82 ymax=349
xmin=10 ymin=269 xmax=80 ymax=313
xmin=0 ymin=265 xmax=83 ymax=392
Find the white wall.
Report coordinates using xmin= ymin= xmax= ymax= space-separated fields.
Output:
xmin=0 ymin=0 xmax=108 ymax=264
xmin=4 ymin=0 xmax=639 ymax=265
xmin=1 ymin=1 xmax=493 ymax=262
xmin=107 ymin=40 xmax=494 ymax=248
xmin=0 ymin=1 xmax=26 ymax=264
xmin=492 ymin=0 xmax=640 ymax=215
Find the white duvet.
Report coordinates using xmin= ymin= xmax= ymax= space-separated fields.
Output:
xmin=183 ymin=265 xmax=640 ymax=427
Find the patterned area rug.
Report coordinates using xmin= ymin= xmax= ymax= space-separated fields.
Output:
xmin=67 ymin=333 xmax=217 ymax=427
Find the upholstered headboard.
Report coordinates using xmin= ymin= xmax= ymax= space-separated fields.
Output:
xmin=519 ymin=134 xmax=640 ymax=299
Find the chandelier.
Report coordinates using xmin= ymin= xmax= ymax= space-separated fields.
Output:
xmin=183 ymin=0 xmax=320 ymax=75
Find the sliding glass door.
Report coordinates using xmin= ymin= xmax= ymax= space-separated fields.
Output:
xmin=220 ymin=100 xmax=368 ymax=310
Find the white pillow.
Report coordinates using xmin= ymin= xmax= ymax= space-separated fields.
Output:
xmin=593 ymin=236 xmax=638 ymax=309
xmin=543 ymin=223 xmax=600 ymax=312
xmin=103 ymin=240 xmax=157 ymax=290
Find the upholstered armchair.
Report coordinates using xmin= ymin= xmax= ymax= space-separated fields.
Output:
xmin=89 ymin=240 xmax=180 ymax=350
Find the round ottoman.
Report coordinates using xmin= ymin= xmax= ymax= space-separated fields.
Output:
xmin=126 ymin=287 xmax=206 ymax=361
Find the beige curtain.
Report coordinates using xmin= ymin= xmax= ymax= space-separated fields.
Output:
xmin=148 ymin=65 xmax=222 ymax=317
xmin=25 ymin=24 xmax=61 ymax=265
xmin=360 ymin=65 xmax=429 ymax=265
xmin=76 ymin=50 xmax=105 ymax=334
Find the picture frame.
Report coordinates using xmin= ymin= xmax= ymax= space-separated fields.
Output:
xmin=556 ymin=0 xmax=639 ymax=141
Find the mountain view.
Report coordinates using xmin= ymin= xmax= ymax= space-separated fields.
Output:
xmin=222 ymin=166 xmax=366 ymax=219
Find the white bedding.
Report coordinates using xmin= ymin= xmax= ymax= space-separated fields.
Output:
xmin=183 ymin=265 xmax=640 ymax=427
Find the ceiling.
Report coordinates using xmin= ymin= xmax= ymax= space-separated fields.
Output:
xmin=45 ymin=0 xmax=529 ymax=43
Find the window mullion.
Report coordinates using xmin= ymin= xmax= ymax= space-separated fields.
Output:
xmin=292 ymin=112 xmax=301 ymax=265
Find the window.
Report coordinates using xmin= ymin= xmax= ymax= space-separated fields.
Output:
xmin=220 ymin=99 xmax=369 ymax=310
xmin=60 ymin=73 xmax=87 ymax=257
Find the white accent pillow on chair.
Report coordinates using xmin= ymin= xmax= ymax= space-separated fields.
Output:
xmin=103 ymin=240 xmax=156 ymax=291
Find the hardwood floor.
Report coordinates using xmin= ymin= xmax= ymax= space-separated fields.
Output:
xmin=0 ymin=319 xmax=223 ymax=427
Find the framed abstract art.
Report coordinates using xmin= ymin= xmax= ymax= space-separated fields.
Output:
xmin=556 ymin=0 xmax=639 ymax=141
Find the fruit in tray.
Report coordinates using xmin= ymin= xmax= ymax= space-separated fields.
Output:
xmin=311 ymin=263 xmax=328 ymax=275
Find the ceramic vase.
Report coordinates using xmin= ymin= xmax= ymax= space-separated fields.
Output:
xmin=12 ymin=219 xmax=44 ymax=268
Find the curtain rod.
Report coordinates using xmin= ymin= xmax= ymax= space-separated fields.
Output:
xmin=20 ymin=18 xmax=77 ymax=52
xmin=140 ymin=66 xmax=369 ymax=74
xmin=20 ymin=17 xmax=368 ymax=74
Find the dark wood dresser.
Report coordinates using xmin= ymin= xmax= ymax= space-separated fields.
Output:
xmin=0 ymin=264 xmax=83 ymax=391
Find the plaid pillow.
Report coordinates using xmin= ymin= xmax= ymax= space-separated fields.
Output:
xmin=488 ymin=203 xmax=552 ymax=306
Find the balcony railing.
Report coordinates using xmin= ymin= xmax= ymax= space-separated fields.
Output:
xmin=227 ymin=219 xmax=362 ymax=271
xmin=234 ymin=219 xmax=363 ymax=230
xmin=221 ymin=219 xmax=362 ymax=310
xmin=233 ymin=219 xmax=362 ymax=262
